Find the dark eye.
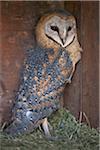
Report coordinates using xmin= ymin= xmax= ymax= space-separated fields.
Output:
xmin=51 ymin=26 xmax=59 ymax=32
xmin=67 ymin=26 xmax=72 ymax=32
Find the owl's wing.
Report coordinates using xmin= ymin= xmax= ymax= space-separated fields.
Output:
xmin=4 ymin=47 xmax=73 ymax=137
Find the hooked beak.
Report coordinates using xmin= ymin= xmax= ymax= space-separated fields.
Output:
xmin=59 ymin=30 xmax=75 ymax=48
xmin=59 ymin=25 xmax=75 ymax=47
xmin=59 ymin=29 xmax=67 ymax=46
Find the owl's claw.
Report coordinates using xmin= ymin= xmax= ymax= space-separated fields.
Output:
xmin=67 ymin=65 xmax=75 ymax=84
xmin=42 ymin=118 xmax=51 ymax=137
xmin=67 ymin=77 xmax=72 ymax=84
xmin=42 ymin=118 xmax=59 ymax=141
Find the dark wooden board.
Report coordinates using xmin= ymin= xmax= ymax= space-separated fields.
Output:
xmin=81 ymin=2 xmax=99 ymax=128
xmin=64 ymin=1 xmax=99 ymax=128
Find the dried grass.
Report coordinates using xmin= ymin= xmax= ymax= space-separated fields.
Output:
xmin=0 ymin=109 xmax=99 ymax=150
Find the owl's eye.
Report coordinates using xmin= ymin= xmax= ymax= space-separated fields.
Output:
xmin=51 ymin=26 xmax=59 ymax=32
xmin=67 ymin=26 xmax=72 ymax=32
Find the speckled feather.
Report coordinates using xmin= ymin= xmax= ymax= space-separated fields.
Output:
xmin=5 ymin=46 xmax=73 ymax=136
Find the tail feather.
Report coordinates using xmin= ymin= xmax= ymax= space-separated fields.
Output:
xmin=4 ymin=118 xmax=35 ymax=137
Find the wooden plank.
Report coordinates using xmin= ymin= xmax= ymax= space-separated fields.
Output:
xmin=1 ymin=1 xmax=64 ymax=32
xmin=81 ymin=2 xmax=99 ymax=128
xmin=64 ymin=1 xmax=82 ymax=118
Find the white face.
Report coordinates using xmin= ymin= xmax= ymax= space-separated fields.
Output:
xmin=45 ymin=16 xmax=76 ymax=48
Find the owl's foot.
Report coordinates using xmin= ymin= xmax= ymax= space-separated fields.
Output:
xmin=42 ymin=118 xmax=63 ymax=141
xmin=67 ymin=65 xmax=75 ymax=84
xmin=42 ymin=118 xmax=51 ymax=138
xmin=67 ymin=77 xmax=72 ymax=83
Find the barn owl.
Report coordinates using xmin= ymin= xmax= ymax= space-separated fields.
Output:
xmin=4 ymin=10 xmax=82 ymax=137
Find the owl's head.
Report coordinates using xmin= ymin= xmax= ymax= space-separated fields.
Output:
xmin=36 ymin=10 xmax=81 ymax=52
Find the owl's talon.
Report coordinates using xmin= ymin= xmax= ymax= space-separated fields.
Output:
xmin=66 ymin=77 xmax=72 ymax=84
xmin=68 ymin=78 xmax=72 ymax=83
xmin=67 ymin=65 xmax=75 ymax=84
xmin=42 ymin=118 xmax=51 ymax=137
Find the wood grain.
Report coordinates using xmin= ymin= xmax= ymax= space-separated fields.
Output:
xmin=81 ymin=2 xmax=99 ymax=128
xmin=64 ymin=1 xmax=99 ymax=128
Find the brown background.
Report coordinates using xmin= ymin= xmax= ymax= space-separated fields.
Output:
xmin=0 ymin=1 xmax=99 ymax=128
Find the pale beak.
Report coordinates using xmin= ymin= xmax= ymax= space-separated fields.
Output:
xmin=59 ymin=29 xmax=67 ymax=46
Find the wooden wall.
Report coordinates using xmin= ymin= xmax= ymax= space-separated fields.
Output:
xmin=0 ymin=1 xmax=99 ymax=128
xmin=64 ymin=2 xmax=99 ymax=128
